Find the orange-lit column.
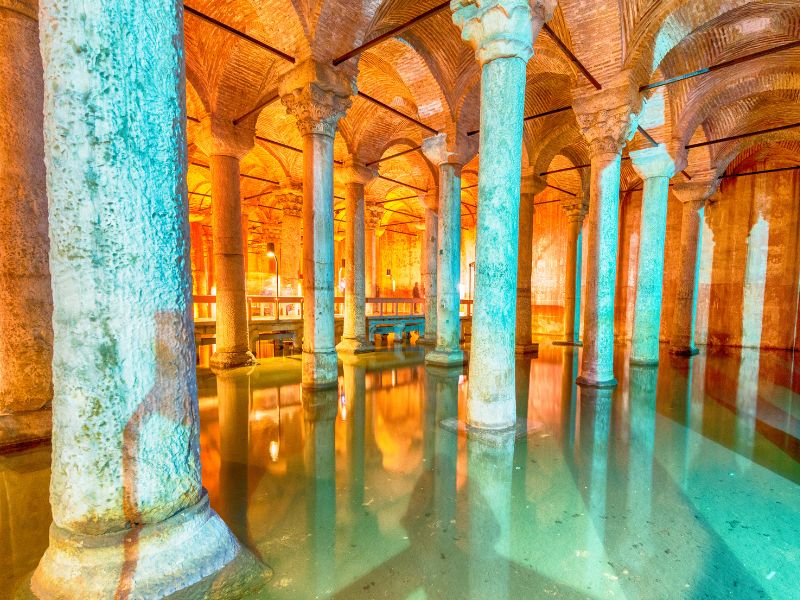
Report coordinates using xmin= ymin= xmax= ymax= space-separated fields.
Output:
xmin=196 ymin=117 xmax=257 ymax=369
xmin=515 ymin=175 xmax=546 ymax=354
xmin=554 ymin=194 xmax=589 ymax=346
xmin=419 ymin=189 xmax=439 ymax=345
xmin=365 ymin=204 xmax=384 ymax=300
xmin=0 ymin=0 xmax=53 ymax=447
xmin=277 ymin=188 xmax=303 ymax=295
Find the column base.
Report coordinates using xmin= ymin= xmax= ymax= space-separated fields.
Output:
xmin=416 ymin=335 xmax=437 ymax=347
xmin=335 ymin=338 xmax=375 ymax=355
xmin=576 ymin=375 xmax=618 ymax=389
xmin=630 ymin=356 xmax=659 ymax=366
xmin=210 ymin=350 xmax=257 ymax=370
xmin=670 ymin=345 xmax=699 ymax=357
xmin=30 ymin=493 xmax=266 ymax=600
xmin=0 ymin=408 xmax=52 ymax=451
xmin=514 ymin=343 xmax=539 ymax=355
xmin=552 ymin=339 xmax=583 ymax=347
xmin=441 ymin=417 xmax=530 ymax=440
xmin=301 ymin=349 xmax=339 ymax=389
xmin=425 ymin=348 xmax=466 ymax=367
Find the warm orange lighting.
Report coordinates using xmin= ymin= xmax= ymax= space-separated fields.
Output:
xmin=269 ymin=440 xmax=280 ymax=462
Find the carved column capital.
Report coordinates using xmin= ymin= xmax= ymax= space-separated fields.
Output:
xmin=335 ymin=155 xmax=377 ymax=187
xmin=420 ymin=189 xmax=439 ymax=212
xmin=521 ymin=173 xmax=547 ymax=196
xmin=573 ymin=73 xmax=642 ymax=158
xmin=451 ymin=0 xmax=556 ymax=66
xmin=672 ymin=179 xmax=719 ymax=209
xmin=629 ymin=144 xmax=677 ymax=180
xmin=421 ymin=132 xmax=477 ymax=166
xmin=194 ymin=116 xmax=254 ymax=159
xmin=561 ymin=197 xmax=589 ymax=223
xmin=278 ymin=60 xmax=355 ymax=138
xmin=276 ymin=190 xmax=303 ymax=218
xmin=366 ymin=204 xmax=384 ymax=230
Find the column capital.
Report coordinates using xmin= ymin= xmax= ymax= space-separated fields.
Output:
xmin=561 ymin=197 xmax=589 ymax=223
xmin=630 ymin=144 xmax=677 ymax=180
xmin=420 ymin=188 xmax=439 ymax=212
xmin=194 ymin=116 xmax=254 ymax=159
xmin=335 ymin=155 xmax=377 ymax=186
xmin=366 ymin=204 xmax=384 ymax=230
xmin=672 ymin=179 xmax=719 ymax=209
xmin=521 ymin=173 xmax=547 ymax=196
xmin=573 ymin=72 xmax=641 ymax=157
xmin=276 ymin=189 xmax=303 ymax=218
xmin=451 ymin=0 xmax=556 ymax=66
xmin=278 ymin=60 xmax=355 ymax=138
xmin=421 ymin=132 xmax=476 ymax=166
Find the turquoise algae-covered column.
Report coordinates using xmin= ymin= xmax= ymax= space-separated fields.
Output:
xmin=32 ymin=1 xmax=245 ymax=597
xmin=452 ymin=0 xmax=555 ymax=429
xmin=629 ymin=144 xmax=678 ymax=365
xmin=280 ymin=60 xmax=356 ymax=388
xmin=573 ymin=74 xmax=642 ymax=388
xmin=555 ymin=193 xmax=589 ymax=346
xmin=421 ymin=132 xmax=474 ymax=367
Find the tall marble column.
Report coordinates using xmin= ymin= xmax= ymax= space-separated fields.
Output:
xmin=336 ymin=157 xmax=376 ymax=354
xmin=515 ymin=174 xmax=547 ymax=355
xmin=670 ymin=181 xmax=715 ymax=356
xmin=555 ymin=194 xmax=588 ymax=346
xmin=0 ymin=0 xmax=53 ymax=447
xmin=422 ymin=134 xmax=472 ymax=367
xmin=196 ymin=117 xmax=256 ymax=370
xmin=280 ymin=61 xmax=355 ymax=388
xmin=365 ymin=204 xmax=383 ymax=299
xmin=573 ymin=77 xmax=641 ymax=388
xmin=32 ymin=1 xmax=242 ymax=595
xmin=629 ymin=145 xmax=677 ymax=365
xmin=276 ymin=188 xmax=303 ymax=296
xmin=419 ymin=190 xmax=439 ymax=345
xmin=453 ymin=0 xmax=553 ymax=428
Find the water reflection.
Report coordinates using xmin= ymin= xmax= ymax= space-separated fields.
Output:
xmin=2 ymin=347 xmax=799 ymax=599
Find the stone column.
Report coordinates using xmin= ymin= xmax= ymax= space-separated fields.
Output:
xmin=629 ymin=145 xmax=677 ymax=365
xmin=365 ymin=204 xmax=383 ymax=299
xmin=0 ymin=0 xmax=53 ymax=447
xmin=670 ymin=181 xmax=715 ymax=356
xmin=419 ymin=190 xmax=439 ymax=345
xmin=515 ymin=175 xmax=547 ymax=355
xmin=336 ymin=157 xmax=376 ymax=355
xmin=422 ymin=133 xmax=472 ymax=366
xmin=555 ymin=195 xmax=589 ymax=346
xmin=453 ymin=0 xmax=553 ymax=429
xmin=280 ymin=60 xmax=355 ymax=388
xmin=276 ymin=188 xmax=303 ymax=296
xmin=573 ymin=76 xmax=641 ymax=388
xmin=32 ymin=1 xmax=242 ymax=595
xmin=196 ymin=117 xmax=256 ymax=370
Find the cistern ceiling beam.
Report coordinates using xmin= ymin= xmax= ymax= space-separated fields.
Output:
xmin=721 ymin=164 xmax=800 ymax=179
xmin=183 ymin=4 xmax=296 ymax=63
xmin=357 ymin=92 xmax=438 ymax=134
xmin=332 ymin=1 xmax=450 ymax=65
xmin=640 ymin=40 xmax=800 ymax=92
xmin=686 ymin=121 xmax=800 ymax=150
xmin=366 ymin=146 xmax=422 ymax=167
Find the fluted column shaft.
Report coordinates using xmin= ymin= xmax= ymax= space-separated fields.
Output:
xmin=32 ymin=1 xmax=240 ymax=595
xmin=630 ymin=145 xmax=676 ymax=365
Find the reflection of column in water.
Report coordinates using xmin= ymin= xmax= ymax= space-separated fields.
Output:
xmin=422 ymin=366 xmax=437 ymax=471
xmin=561 ymin=349 xmax=580 ymax=455
xmin=578 ymin=386 xmax=611 ymax=582
xmin=467 ymin=429 xmax=515 ymax=600
xmin=512 ymin=357 xmax=532 ymax=518
xmin=515 ymin=357 xmax=531 ymax=424
xmin=343 ymin=360 xmax=366 ymax=510
xmin=302 ymin=388 xmax=338 ymax=597
xmin=735 ymin=347 xmax=760 ymax=468
xmin=428 ymin=366 xmax=461 ymax=531
xmin=217 ymin=367 xmax=253 ymax=544
xmin=665 ymin=356 xmax=693 ymax=491
xmin=627 ymin=366 xmax=657 ymax=561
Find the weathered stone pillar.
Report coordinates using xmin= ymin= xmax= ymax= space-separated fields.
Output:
xmin=0 ymin=0 xmax=53 ymax=448
xmin=276 ymin=188 xmax=303 ymax=295
xmin=280 ymin=60 xmax=355 ymax=388
xmin=336 ymin=157 xmax=376 ymax=355
xmin=573 ymin=76 xmax=641 ymax=388
xmin=670 ymin=181 xmax=716 ymax=356
xmin=629 ymin=145 xmax=677 ymax=365
xmin=365 ymin=204 xmax=383 ymax=299
xmin=32 ymin=1 xmax=242 ymax=595
xmin=453 ymin=0 xmax=554 ymax=428
xmin=515 ymin=174 xmax=547 ymax=355
xmin=419 ymin=190 xmax=439 ymax=345
xmin=555 ymin=194 xmax=589 ymax=346
xmin=196 ymin=117 xmax=256 ymax=370
xmin=422 ymin=134 xmax=473 ymax=366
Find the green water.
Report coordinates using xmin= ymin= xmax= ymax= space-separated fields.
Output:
xmin=2 ymin=344 xmax=799 ymax=599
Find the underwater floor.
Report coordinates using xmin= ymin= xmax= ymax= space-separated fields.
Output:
xmin=2 ymin=343 xmax=799 ymax=599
